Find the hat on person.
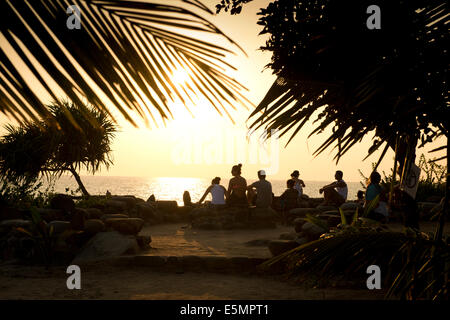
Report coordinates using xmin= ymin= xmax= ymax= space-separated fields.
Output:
xmin=258 ymin=170 xmax=266 ymax=176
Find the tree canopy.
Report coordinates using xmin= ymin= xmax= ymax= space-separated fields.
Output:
xmin=218 ymin=0 xmax=448 ymax=167
xmin=0 ymin=101 xmax=117 ymax=196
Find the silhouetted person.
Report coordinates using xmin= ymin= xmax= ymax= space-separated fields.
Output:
xmin=227 ymin=164 xmax=247 ymax=207
xmin=393 ymin=187 xmax=419 ymax=230
xmin=247 ymin=170 xmax=273 ymax=209
xmin=290 ymin=170 xmax=306 ymax=198
xmin=319 ymin=170 xmax=348 ymax=206
xmin=183 ymin=190 xmax=193 ymax=207
xmin=280 ymin=179 xmax=299 ymax=212
xmin=197 ymin=177 xmax=228 ymax=209
xmin=365 ymin=171 xmax=389 ymax=222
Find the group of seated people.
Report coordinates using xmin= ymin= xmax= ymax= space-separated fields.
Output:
xmin=193 ymin=164 xmax=415 ymax=225
xmin=196 ymin=164 xmax=273 ymax=210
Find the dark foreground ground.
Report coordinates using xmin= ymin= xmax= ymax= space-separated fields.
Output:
xmin=0 ymin=221 xmax=447 ymax=300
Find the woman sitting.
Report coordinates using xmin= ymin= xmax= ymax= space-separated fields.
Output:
xmin=227 ymin=164 xmax=248 ymax=207
xmin=197 ymin=177 xmax=228 ymax=209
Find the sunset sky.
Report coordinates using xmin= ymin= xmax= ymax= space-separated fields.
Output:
xmin=0 ymin=0 xmax=445 ymax=182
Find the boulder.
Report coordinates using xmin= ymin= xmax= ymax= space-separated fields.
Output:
xmin=294 ymin=218 xmax=306 ymax=233
xmin=316 ymin=205 xmax=338 ymax=212
xmin=268 ymin=240 xmax=299 ymax=257
xmin=0 ymin=206 xmax=23 ymax=221
xmin=84 ymin=208 xmax=104 ymax=220
xmin=135 ymin=203 xmax=157 ymax=221
xmin=251 ymin=207 xmax=277 ymax=220
xmin=104 ymin=200 xmax=128 ymax=214
xmin=156 ymin=200 xmax=178 ymax=213
xmin=301 ymin=222 xmax=327 ymax=241
xmin=110 ymin=196 xmax=137 ymax=210
xmin=50 ymin=194 xmax=75 ymax=213
xmin=136 ymin=235 xmax=152 ymax=250
xmin=0 ymin=219 xmax=32 ymax=233
xmin=36 ymin=208 xmax=65 ymax=222
xmin=294 ymin=237 xmax=309 ymax=246
xmin=48 ymin=221 xmax=71 ymax=234
xmin=103 ymin=218 xmax=144 ymax=235
xmin=69 ymin=208 xmax=86 ymax=230
xmin=100 ymin=214 xmax=129 ymax=222
xmin=84 ymin=219 xmax=106 ymax=235
xmin=418 ymin=202 xmax=439 ymax=216
xmin=72 ymin=231 xmax=139 ymax=264
xmin=288 ymin=208 xmax=320 ymax=218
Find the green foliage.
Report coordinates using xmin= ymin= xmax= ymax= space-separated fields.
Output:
xmin=75 ymin=195 xmax=109 ymax=209
xmin=0 ymin=100 xmax=117 ymax=196
xmin=15 ymin=207 xmax=57 ymax=266
xmin=386 ymin=231 xmax=449 ymax=300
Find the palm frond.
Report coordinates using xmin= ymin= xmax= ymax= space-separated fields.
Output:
xmin=0 ymin=0 xmax=252 ymax=126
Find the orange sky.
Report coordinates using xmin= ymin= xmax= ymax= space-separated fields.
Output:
xmin=0 ymin=0 xmax=445 ymax=182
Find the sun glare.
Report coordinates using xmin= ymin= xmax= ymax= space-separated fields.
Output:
xmin=171 ymin=69 xmax=189 ymax=85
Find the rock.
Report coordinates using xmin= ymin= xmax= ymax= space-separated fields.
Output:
xmin=103 ymin=218 xmax=144 ymax=235
xmin=189 ymin=207 xmax=210 ymax=219
xmin=147 ymin=194 xmax=156 ymax=203
xmin=72 ymin=231 xmax=139 ymax=264
xmin=100 ymin=214 xmax=129 ymax=222
xmin=50 ymin=194 xmax=75 ymax=213
xmin=84 ymin=208 xmax=104 ymax=220
xmin=156 ymin=200 xmax=178 ymax=213
xmin=136 ymin=203 xmax=157 ymax=221
xmin=316 ymin=205 xmax=338 ymax=212
xmin=301 ymin=222 xmax=327 ymax=241
xmin=36 ymin=208 xmax=64 ymax=222
xmin=288 ymin=208 xmax=320 ymax=218
xmin=104 ymin=200 xmax=128 ymax=213
xmin=110 ymin=196 xmax=137 ymax=210
xmin=84 ymin=219 xmax=106 ymax=235
xmin=0 ymin=219 xmax=32 ymax=233
xmin=48 ymin=221 xmax=71 ymax=234
xmin=268 ymin=240 xmax=299 ymax=256
xmin=294 ymin=218 xmax=306 ymax=233
xmin=279 ymin=232 xmax=297 ymax=240
xmin=251 ymin=207 xmax=277 ymax=220
xmin=294 ymin=237 xmax=309 ymax=245
xmin=340 ymin=202 xmax=359 ymax=210
xmin=136 ymin=235 xmax=152 ymax=250
xmin=0 ymin=206 xmax=23 ymax=221
xmin=69 ymin=208 xmax=86 ymax=230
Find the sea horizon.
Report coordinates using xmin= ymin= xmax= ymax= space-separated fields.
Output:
xmin=42 ymin=175 xmax=365 ymax=205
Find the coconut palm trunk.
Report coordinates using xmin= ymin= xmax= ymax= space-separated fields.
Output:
xmin=435 ymin=137 xmax=449 ymax=241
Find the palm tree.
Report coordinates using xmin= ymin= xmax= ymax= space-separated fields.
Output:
xmin=0 ymin=0 xmax=251 ymax=127
xmin=0 ymin=101 xmax=116 ymax=196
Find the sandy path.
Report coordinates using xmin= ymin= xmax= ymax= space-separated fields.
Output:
xmin=0 ymin=263 xmax=385 ymax=300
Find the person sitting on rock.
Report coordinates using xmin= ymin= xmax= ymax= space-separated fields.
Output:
xmin=365 ymin=171 xmax=389 ymax=222
xmin=280 ymin=179 xmax=299 ymax=212
xmin=319 ymin=170 xmax=348 ymax=207
xmin=227 ymin=164 xmax=248 ymax=207
xmin=291 ymin=170 xmax=306 ymax=199
xmin=355 ymin=190 xmax=365 ymax=207
xmin=198 ymin=177 xmax=228 ymax=209
xmin=247 ymin=170 xmax=273 ymax=209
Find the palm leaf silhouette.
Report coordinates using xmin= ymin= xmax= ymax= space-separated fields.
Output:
xmin=0 ymin=0 xmax=252 ymax=126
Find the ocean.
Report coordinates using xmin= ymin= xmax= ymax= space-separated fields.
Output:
xmin=45 ymin=175 xmax=363 ymax=205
